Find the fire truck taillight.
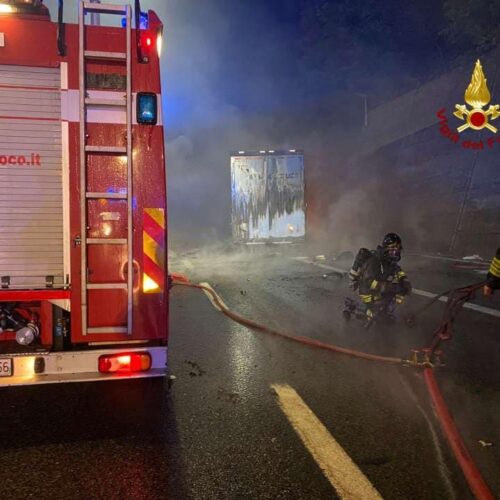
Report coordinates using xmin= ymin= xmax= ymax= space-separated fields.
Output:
xmin=98 ymin=352 xmax=152 ymax=374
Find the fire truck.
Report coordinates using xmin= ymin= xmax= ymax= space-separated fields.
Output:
xmin=0 ymin=0 xmax=168 ymax=386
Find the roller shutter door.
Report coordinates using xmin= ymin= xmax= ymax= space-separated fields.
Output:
xmin=0 ymin=65 xmax=63 ymax=288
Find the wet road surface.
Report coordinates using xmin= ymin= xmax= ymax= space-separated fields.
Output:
xmin=0 ymin=248 xmax=498 ymax=499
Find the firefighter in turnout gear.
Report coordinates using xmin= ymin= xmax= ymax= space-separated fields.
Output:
xmin=483 ymin=247 xmax=500 ymax=296
xmin=345 ymin=233 xmax=412 ymax=324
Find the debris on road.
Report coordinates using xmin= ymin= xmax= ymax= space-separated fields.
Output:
xmin=167 ymin=375 xmax=176 ymax=390
xmin=478 ymin=440 xmax=493 ymax=448
xmin=217 ymin=387 xmax=240 ymax=404
xmin=185 ymin=360 xmax=206 ymax=377
xmin=462 ymin=255 xmax=483 ymax=261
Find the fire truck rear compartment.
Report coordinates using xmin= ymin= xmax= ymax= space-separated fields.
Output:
xmin=0 ymin=65 xmax=65 ymax=289
xmin=0 ymin=64 xmax=65 ymax=352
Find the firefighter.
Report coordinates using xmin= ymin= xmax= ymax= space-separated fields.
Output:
xmin=348 ymin=233 xmax=412 ymax=321
xmin=483 ymin=246 xmax=500 ymax=296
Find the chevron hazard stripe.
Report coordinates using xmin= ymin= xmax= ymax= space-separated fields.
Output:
xmin=143 ymin=208 xmax=166 ymax=293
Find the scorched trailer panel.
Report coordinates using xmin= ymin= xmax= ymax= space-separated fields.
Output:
xmin=231 ymin=151 xmax=305 ymax=242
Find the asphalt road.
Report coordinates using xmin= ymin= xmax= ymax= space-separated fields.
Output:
xmin=0 ymin=247 xmax=498 ymax=499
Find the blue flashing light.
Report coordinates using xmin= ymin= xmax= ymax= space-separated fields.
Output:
xmin=140 ymin=12 xmax=149 ymax=30
xmin=122 ymin=12 xmax=148 ymax=29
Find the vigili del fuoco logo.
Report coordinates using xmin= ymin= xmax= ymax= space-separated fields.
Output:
xmin=437 ymin=60 xmax=500 ymax=150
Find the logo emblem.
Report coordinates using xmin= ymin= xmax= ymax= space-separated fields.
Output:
xmin=454 ymin=60 xmax=500 ymax=133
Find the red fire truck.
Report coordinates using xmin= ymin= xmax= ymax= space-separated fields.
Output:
xmin=0 ymin=0 xmax=168 ymax=386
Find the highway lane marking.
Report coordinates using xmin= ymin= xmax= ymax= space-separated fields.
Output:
xmin=271 ymin=383 xmax=383 ymax=500
xmin=199 ymin=282 xmax=229 ymax=312
xmin=293 ymin=257 xmax=500 ymax=319
xmin=409 ymin=253 xmax=487 ymax=265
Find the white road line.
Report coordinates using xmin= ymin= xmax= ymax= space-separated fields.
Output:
xmin=199 ymin=281 xmax=229 ymax=312
xmin=272 ymin=383 xmax=383 ymax=500
xmin=410 ymin=253 xmax=487 ymax=265
xmin=292 ymin=258 xmax=500 ymax=319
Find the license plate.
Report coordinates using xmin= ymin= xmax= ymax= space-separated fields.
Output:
xmin=0 ymin=358 xmax=13 ymax=377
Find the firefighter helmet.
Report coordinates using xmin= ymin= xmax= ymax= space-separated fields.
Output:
xmin=382 ymin=232 xmax=402 ymax=249
xmin=382 ymin=233 xmax=402 ymax=261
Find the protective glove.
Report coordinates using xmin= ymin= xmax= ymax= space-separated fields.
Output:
xmin=483 ymin=276 xmax=499 ymax=296
xmin=486 ymin=274 xmax=500 ymax=290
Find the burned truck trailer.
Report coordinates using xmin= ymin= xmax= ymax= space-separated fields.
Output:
xmin=231 ymin=150 xmax=305 ymax=242
xmin=0 ymin=0 xmax=168 ymax=386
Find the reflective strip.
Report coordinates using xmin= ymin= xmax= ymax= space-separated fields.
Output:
xmin=143 ymin=208 xmax=165 ymax=293
xmin=396 ymin=271 xmax=406 ymax=279
xmin=360 ymin=294 xmax=374 ymax=303
xmin=370 ymin=280 xmax=379 ymax=290
xmin=489 ymin=257 xmax=500 ymax=278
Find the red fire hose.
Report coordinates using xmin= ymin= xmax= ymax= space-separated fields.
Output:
xmin=173 ymin=280 xmax=403 ymax=365
xmin=424 ymin=368 xmax=494 ymax=500
xmin=172 ymin=276 xmax=495 ymax=499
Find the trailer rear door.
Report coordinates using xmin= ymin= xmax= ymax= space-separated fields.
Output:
xmin=0 ymin=65 xmax=64 ymax=288
xmin=231 ymin=152 xmax=305 ymax=241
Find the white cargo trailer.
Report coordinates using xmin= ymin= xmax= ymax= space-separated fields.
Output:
xmin=231 ymin=150 xmax=305 ymax=242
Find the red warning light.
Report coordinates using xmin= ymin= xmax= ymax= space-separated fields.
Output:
xmin=138 ymin=31 xmax=154 ymax=63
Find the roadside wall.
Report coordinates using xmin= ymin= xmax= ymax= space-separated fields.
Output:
xmin=328 ymin=50 xmax=500 ymax=257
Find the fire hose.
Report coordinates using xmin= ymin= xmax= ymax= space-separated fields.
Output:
xmin=424 ymin=368 xmax=494 ymax=500
xmin=172 ymin=280 xmax=403 ymax=365
xmin=404 ymin=281 xmax=488 ymax=327
xmin=171 ymin=275 xmax=494 ymax=499
xmin=406 ymin=281 xmax=488 ymax=356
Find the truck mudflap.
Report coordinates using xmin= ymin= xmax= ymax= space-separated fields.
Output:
xmin=0 ymin=346 xmax=167 ymax=387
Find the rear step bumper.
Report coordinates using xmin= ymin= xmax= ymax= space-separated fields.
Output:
xmin=0 ymin=346 xmax=167 ymax=387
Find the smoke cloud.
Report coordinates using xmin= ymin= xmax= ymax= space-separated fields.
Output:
xmin=43 ymin=0 xmax=500 ymax=256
